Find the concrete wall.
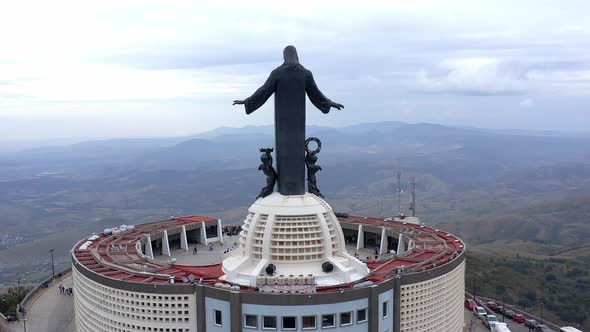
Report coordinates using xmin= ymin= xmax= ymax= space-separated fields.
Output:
xmin=20 ymin=267 xmax=72 ymax=310
xmin=73 ymin=267 xmax=197 ymax=332
xmin=241 ymin=298 xmax=369 ymax=331
xmin=71 ymin=222 xmax=466 ymax=332
xmin=205 ymin=297 xmax=231 ymax=332
xmin=379 ymin=289 xmax=394 ymax=332
xmin=398 ymin=260 xmax=465 ymax=332
xmin=0 ymin=313 xmax=9 ymax=332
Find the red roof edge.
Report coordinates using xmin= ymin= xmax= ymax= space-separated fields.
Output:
xmin=177 ymin=215 xmax=217 ymax=222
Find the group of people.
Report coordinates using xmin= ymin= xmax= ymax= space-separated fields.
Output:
xmin=191 ymin=243 xmax=217 ymax=255
xmin=110 ymin=243 xmax=126 ymax=253
xmin=59 ymin=284 xmax=73 ymax=296
xmin=222 ymin=225 xmax=241 ymax=237
xmin=223 ymin=246 xmax=236 ymax=254
xmin=351 ymin=250 xmax=379 ymax=261
xmin=190 ymin=241 xmax=238 ymax=256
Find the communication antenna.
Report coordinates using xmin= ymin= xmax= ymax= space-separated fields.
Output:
xmin=397 ymin=170 xmax=402 ymax=216
xmin=409 ymin=177 xmax=416 ymax=217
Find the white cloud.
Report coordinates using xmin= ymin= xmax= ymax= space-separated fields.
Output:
xmin=1 ymin=0 xmax=590 ymax=139
xmin=520 ymin=98 xmax=534 ymax=108
xmin=525 ymin=70 xmax=590 ymax=96
xmin=0 ymin=62 xmax=261 ymax=105
xmin=415 ymin=57 xmax=527 ymax=95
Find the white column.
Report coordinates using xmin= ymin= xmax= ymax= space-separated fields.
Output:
xmin=146 ymin=236 xmax=154 ymax=259
xmin=217 ymin=219 xmax=224 ymax=244
xmin=261 ymin=214 xmax=275 ymax=261
xmin=180 ymin=225 xmax=188 ymax=251
xmin=379 ymin=227 xmax=388 ymax=255
xmin=243 ymin=214 xmax=258 ymax=257
xmin=162 ymin=230 xmax=171 ymax=256
xmin=200 ymin=222 xmax=207 ymax=245
xmin=356 ymin=225 xmax=364 ymax=250
xmin=397 ymin=234 xmax=404 ymax=255
xmin=318 ymin=213 xmax=333 ymax=258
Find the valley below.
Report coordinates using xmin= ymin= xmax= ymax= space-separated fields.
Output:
xmin=1 ymin=121 xmax=589 ymax=328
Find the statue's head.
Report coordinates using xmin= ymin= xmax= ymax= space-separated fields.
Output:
xmin=283 ymin=45 xmax=300 ymax=67
xmin=259 ymin=148 xmax=273 ymax=164
xmin=260 ymin=152 xmax=272 ymax=165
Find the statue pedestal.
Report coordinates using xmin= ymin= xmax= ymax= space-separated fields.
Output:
xmin=221 ymin=193 xmax=368 ymax=288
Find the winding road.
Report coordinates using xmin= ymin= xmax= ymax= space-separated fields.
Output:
xmin=8 ymin=274 xmax=75 ymax=332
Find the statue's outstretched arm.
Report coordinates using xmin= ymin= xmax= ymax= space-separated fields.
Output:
xmin=330 ymin=102 xmax=344 ymax=110
xmin=233 ymin=73 xmax=276 ymax=114
xmin=306 ymin=72 xmax=344 ymax=113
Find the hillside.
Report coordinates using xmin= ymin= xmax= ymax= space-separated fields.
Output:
xmin=466 ymin=247 xmax=590 ymax=330
xmin=1 ymin=121 xmax=589 ymax=326
xmin=1 ymin=121 xmax=589 ymax=246
xmin=436 ymin=196 xmax=590 ymax=246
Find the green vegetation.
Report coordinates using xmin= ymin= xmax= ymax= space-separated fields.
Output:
xmin=0 ymin=285 xmax=32 ymax=316
xmin=1 ymin=122 xmax=590 ymax=326
xmin=466 ymin=250 xmax=590 ymax=330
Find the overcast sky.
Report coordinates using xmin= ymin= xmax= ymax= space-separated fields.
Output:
xmin=1 ymin=0 xmax=589 ymax=141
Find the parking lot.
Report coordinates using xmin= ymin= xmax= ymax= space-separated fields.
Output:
xmin=464 ymin=308 xmax=541 ymax=332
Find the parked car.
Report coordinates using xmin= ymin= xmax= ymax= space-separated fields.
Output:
xmin=491 ymin=322 xmax=512 ymax=332
xmin=494 ymin=305 xmax=504 ymax=314
xmin=465 ymin=298 xmax=477 ymax=310
xmin=559 ymin=327 xmax=584 ymax=332
xmin=525 ymin=319 xmax=538 ymax=328
xmin=484 ymin=314 xmax=500 ymax=328
xmin=503 ymin=309 xmax=516 ymax=319
xmin=474 ymin=306 xmax=488 ymax=320
xmin=536 ymin=325 xmax=555 ymax=332
xmin=486 ymin=301 xmax=498 ymax=310
xmin=512 ymin=313 xmax=526 ymax=323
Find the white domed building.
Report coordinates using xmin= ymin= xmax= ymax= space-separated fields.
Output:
xmin=72 ymin=194 xmax=465 ymax=332
xmin=71 ymin=45 xmax=466 ymax=331
xmin=72 ymin=47 xmax=466 ymax=331
xmin=222 ymin=193 xmax=368 ymax=287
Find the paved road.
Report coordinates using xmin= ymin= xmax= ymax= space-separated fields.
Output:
xmin=464 ymin=308 xmax=535 ymax=332
xmin=9 ymin=274 xmax=75 ymax=332
xmin=6 ymin=270 xmax=543 ymax=332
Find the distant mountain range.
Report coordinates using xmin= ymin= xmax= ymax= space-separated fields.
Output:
xmin=2 ymin=121 xmax=589 ymax=327
xmin=2 ymin=121 xmax=589 ymax=176
xmin=0 ymin=120 xmax=589 ymax=244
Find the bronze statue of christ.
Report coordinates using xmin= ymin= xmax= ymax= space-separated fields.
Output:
xmin=233 ymin=45 xmax=343 ymax=196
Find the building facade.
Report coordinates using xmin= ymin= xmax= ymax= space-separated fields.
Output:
xmin=72 ymin=204 xmax=465 ymax=332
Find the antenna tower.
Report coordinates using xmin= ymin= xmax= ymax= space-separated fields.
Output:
xmin=397 ymin=170 xmax=402 ymax=216
xmin=409 ymin=177 xmax=416 ymax=217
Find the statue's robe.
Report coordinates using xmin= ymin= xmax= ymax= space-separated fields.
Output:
xmin=244 ymin=64 xmax=332 ymax=195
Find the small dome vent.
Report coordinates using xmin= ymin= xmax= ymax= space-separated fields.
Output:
xmin=222 ymin=193 xmax=368 ymax=287
xmin=322 ymin=262 xmax=334 ymax=273
xmin=265 ymin=264 xmax=276 ymax=275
